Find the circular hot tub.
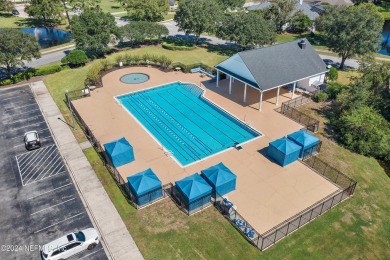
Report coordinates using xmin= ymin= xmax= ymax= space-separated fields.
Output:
xmin=120 ymin=73 xmax=150 ymax=84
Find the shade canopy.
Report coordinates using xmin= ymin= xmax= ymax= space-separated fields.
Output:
xmin=287 ymin=130 xmax=319 ymax=158
xmin=103 ymin=137 xmax=134 ymax=167
xmin=127 ymin=168 xmax=163 ymax=206
xmin=201 ymin=162 xmax=236 ymax=197
xmin=175 ymin=173 xmax=212 ymax=203
xmin=268 ymin=137 xmax=301 ymax=167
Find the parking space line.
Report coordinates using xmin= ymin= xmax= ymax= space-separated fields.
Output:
xmin=13 ymin=136 xmax=52 ymax=148
xmin=78 ymin=248 xmax=104 ymax=259
xmin=35 ymin=155 xmax=65 ymax=180
xmin=34 ymin=212 xmax=85 ymax=234
xmin=4 ymin=103 xmax=38 ymax=112
xmin=17 ymin=145 xmax=53 ymax=169
xmin=0 ymin=90 xmax=29 ymax=97
xmin=10 ymin=121 xmax=46 ymax=132
xmin=27 ymin=183 xmax=73 ymax=200
xmin=29 ymin=171 xmax=66 ymax=185
xmin=30 ymin=197 xmax=75 ymax=216
xmin=2 ymin=99 xmax=33 ymax=108
xmin=2 ymin=95 xmax=32 ymax=101
xmin=24 ymin=152 xmax=62 ymax=184
xmin=10 ymin=128 xmax=49 ymax=140
xmin=5 ymin=115 xmax=43 ymax=125
xmin=21 ymin=146 xmax=58 ymax=181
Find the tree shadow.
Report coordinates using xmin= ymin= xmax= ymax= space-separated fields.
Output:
xmin=0 ymin=13 xmax=13 ymax=18
xmin=204 ymin=43 xmax=240 ymax=56
xmin=306 ymin=102 xmax=338 ymax=140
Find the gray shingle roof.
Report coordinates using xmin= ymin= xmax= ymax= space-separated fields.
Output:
xmin=247 ymin=1 xmax=319 ymax=20
xmin=215 ymin=39 xmax=328 ymax=91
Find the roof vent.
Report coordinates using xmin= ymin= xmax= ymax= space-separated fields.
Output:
xmin=299 ymin=40 xmax=306 ymax=49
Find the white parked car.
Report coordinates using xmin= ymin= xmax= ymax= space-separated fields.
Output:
xmin=40 ymin=228 xmax=99 ymax=260
xmin=24 ymin=131 xmax=41 ymax=150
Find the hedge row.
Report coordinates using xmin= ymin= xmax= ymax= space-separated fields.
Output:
xmin=162 ymin=42 xmax=196 ymax=51
xmin=0 ymin=65 xmax=65 ymax=86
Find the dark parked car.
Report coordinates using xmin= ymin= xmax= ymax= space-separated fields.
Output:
xmin=12 ymin=8 xmax=19 ymax=15
xmin=24 ymin=131 xmax=41 ymax=150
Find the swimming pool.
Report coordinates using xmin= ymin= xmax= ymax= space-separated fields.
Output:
xmin=117 ymin=82 xmax=260 ymax=166
xmin=120 ymin=73 xmax=150 ymax=84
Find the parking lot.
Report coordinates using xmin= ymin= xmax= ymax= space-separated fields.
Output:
xmin=0 ymin=85 xmax=107 ymax=259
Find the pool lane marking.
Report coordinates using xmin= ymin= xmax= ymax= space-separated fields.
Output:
xmin=27 ymin=183 xmax=72 ymax=200
xmin=30 ymin=197 xmax=75 ymax=216
xmin=33 ymin=212 xmax=85 ymax=233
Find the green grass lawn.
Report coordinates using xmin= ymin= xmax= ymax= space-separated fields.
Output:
xmin=163 ymin=13 xmax=175 ymax=21
xmin=99 ymin=0 xmax=125 ymax=13
xmin=44 ymin=46 xmax=390 ymax=259
xmin=0 ymin=13 xmax=28 ymax=28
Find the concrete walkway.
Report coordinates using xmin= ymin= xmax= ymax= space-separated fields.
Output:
xmin=30 ymin=81 xmax=144 ymax=260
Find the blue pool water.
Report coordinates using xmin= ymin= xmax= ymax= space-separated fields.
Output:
xmin=117 ymin=82 xmax=260 ymax=165
xmin=120 ymin=73 xmax=150 ymax=84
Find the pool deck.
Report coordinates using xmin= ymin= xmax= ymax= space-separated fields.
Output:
xmin=73 ymin=67 xmax=339 ymax=234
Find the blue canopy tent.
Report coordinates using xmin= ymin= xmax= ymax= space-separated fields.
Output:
xmin=201 ymin=162 xmax=236 ymax=197
xmin=287 ymin=130 xmax=319 ymax=158
xmin=268 ymin=137 xmax=301 ymax=167
xmin=127 ymin=168 xmax=163 ymax=206
xmin=103 ymin=137 xmax=134 ymax=167
xmin=175 ymin=173 xmax=213 ymax=213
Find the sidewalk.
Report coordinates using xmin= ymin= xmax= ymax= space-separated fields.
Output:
xmin=30 ymin=81 xmax=144 ymax=260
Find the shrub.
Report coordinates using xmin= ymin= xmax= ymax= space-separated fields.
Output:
xmin=34 ymin=65 xmax=62 ymax=76
xmin=327 ymin=67 xmax=338 ymax=81
xmin=0 ymin=79 xmax=13 ymax=86
xmin=115 ymin=54 xmax=124 ymax=64
xmin=326 ymin=82 xmax=345 ymax=100
xmin=85 ymin=62 xmax=103 ymax=86
xmin=315 ymin=92 xmax=329 ymax=102
xmin=162 ymin=42 xmax=196 ymax=51
xmin=100 ymin=59 xmax=113 ymax=71
xmin=61 ymin=50 xmax=89 ymax=67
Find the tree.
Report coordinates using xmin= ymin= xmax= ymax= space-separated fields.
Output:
xmin=217 ymin=0 xmax=245 ymax=10
xmin=61 ymin=50 xmax=89 ymax=67
xmin=118 ymin=0 xmax=168 ymax=22
xmin=263 ymin=0 xmax=297 ymax=33
xmin=291 ymin=12 xmax=312 ymax=33
xmin=174 ymin=0 xmax=222 ymax=44
xmin=60 ymin=0 xmax=101 ymax=28
xmin=71 ymin=7 xmax=119 ymax=57
xmin=216 ymin=12 xmax=276 ymax=49
xmin=315 ymin=4 xmax=383 ymax=69
xmin=0 ymin=29 xmax=40 ymax=78
xmin=25 ymin=0 xmax=63 ymax=27
xmin=326 ymin=67 xmax=338 ymax=81
xmin=0 ymin=0 xmax=14 ymax=12
xmin=336 ymin=106 xmax=390 ymax=161
xmin=121 ymin=21 xmax=168 ymax=45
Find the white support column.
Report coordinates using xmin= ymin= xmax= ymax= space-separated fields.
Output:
xmin=276 ymin=87 xmax=280 ymax=105
xmin=291 ymin=82 xmax=296 ymax=99
xmin=243 ymin=83 xmax=247 ymax=103
xmin=229 ymin=76 xmax=232 ymax=95
xmin=216 ymin=70 xmax=219 ymax=88
xmin=259 ymin=91 xmax=263 ymax=111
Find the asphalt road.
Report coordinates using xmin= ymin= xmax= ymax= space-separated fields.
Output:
xmin=24 ymin=19 xmax=360 ymax=69
xmin=0 ymin=85 xmax=107 ymax=260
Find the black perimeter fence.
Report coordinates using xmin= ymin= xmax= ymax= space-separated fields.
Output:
xmin=65 ymin=90 xmax=170 ymax=209
xmin=66 ymin=85 xmax=357 ymax=251
xmin=278 ymin=95 xmax=320 ymax=133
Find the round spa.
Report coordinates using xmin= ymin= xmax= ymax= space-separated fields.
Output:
xmin=120 ymin=73 xmax=150 ymax=84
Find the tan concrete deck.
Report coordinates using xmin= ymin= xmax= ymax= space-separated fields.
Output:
xmin=73 ymin=67 xmax=339 ymax=234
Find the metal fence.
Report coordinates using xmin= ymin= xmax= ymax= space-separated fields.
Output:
xmin=280 ymin=102 xmax=320 ymax=133
xmin=301 ymin=140 xmax=322 ymax=160
xmin=66 ymin=90 xmax=169 ymax=209
xmin=65 ymin=88 xmax=91 ymax=101
xmin=214 ymin=155 xmax=357 ymax=251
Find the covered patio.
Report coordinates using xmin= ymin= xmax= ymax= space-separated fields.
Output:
xmin=214 ymin=38 xmax=328 ymax=111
